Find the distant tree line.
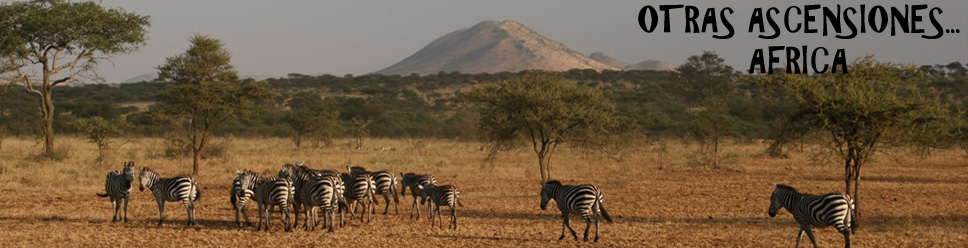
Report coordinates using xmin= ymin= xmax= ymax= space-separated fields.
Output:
xmin=2 ymin=60 xmax=966 ymax=149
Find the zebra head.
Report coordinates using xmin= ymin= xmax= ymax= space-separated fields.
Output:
xmin=138 ymin=167 xmax=158 ymax=192
xmin=417 ymin=184 xmax=435 ymax=205
xmin=540 ymin=180 xmax=561 ymax=210
xmin=122 ymin=161 xmax=135 ymax=181
xmin=769 ymin=184 xmax=795 ymax=217
xmin=237 ymin=171 xmax=258 ymax=192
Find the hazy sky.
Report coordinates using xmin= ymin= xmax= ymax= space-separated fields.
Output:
xmin=68 ymin=1 xmax=968 ymax=82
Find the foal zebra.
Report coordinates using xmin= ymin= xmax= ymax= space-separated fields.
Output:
xmin=239 ymin=170 xmax=294 ymax=232
xmin=230 ymin=170 xmax=258 ymax=226
xmin=540 ymin=180 xmax=612 ymax=242
xmin=96 ymin=161 xmax=135 ymax=223
xmin=768 ymin=184 xmax=854 ymax=248
xmin=371 ymin=170 xmax=399 ymax=215
xmin=138 ymin=167 xmax=200 ymax=226
xmin=418 ymin=184 xmax=462 ymax=230
xmin=400 ymin=173 xmax=436 ymax=219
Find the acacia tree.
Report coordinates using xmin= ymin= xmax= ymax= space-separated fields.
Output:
xmin=677 ymin=51 xmax=739 ymax=166
xmin=76 ymin=116 xmax=129 ymax=164
xmin=0 ymin=0 xmax=149 ymax=157
xmin=154 ymin=35 xmax=274 ymax=176
xmin=761 ymin=57 xmax=956 ymax=231
xmin=464 ymin=72 xmax=618 ymax=183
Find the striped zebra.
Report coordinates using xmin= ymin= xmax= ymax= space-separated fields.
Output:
xmin=370 ymin=170 xmax=399 ymax=215
xmin=298 ymin=173 xmax=345 ymax=232
xmin=540 ymin=180 xmax=612 ymax=242
xmin=239 ymin=169 xmax=294 ymax=232
xmin=280 ymin=162 xmax=314 ymax=229
xmin=96 ymin=161 xmax=135 ymax=223
xmin=138 ymin=167 xmax=200 ymax=226
xmin=230 ymin=170 xmax=258 ymax=227
xmin=400 ymin=173 xmax=436 ymax=219
xmin=417 ymin=184 xmax=463 ymax=230
xmin=341 ymin=173 xmax=375 ymax=223
xmin=768 ymin=184 xmax=854 ymax=248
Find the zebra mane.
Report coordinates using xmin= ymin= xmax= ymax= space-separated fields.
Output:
xmin=774 ymin=184 xmax=797 ymax=192
xmin=545 ymin=180 xmax=562 ymax=186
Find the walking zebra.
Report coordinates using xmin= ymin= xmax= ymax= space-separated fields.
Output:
xmin=400 ymin=173 xmax=436 ymax=219
xmin=341 ymin=173 xmax=375 ymax=223
xmin=768 ymin=184 xmax=854 ymax=248
xmin=239 ymin=169 xmax=294 ymax=232
xmin=230 ymin=170 xmax=257 ymax=227
xmin=371 ymin=170 xmax=399 ymax=215
xmin=540 ymin=180 xmax=612 ymax=242
xmin=96 ymin=161 xmax=135 ymax=223
xmin=418 ymin=184 xmax=462 ymax=230
xmin=138 ymin=167 xmax=200 ymax=226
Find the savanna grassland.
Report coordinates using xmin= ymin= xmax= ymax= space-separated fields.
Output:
xmin=0 ymin=137 xmax=965 ymax=247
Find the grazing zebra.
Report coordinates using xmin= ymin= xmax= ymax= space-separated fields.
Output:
xmin=239 ymin=170 xmax=294 ymax=232
xmin=138 ymin=167 xmax=200 ymax=226
xmin=400 ymin=173 xmax=436 ymax=219
xmin=348 ymin=166 xmax=369 ymax=178
xmin=540 ymin=180 xmax=612 ymax=242
xmin=371 ymin=170 xmax=399 ymax=215
xmin=418 ymin=184 xmax=462 ymax=230
xmin=230 ymin=170 xmax=258 ymax=227
xmin=96 ymin=161 xmax=135 ymax=223
xmin=768 ymin=184 xmax=854 ymax=248
xmin=341 ymin=173 xmax=375 ymax=223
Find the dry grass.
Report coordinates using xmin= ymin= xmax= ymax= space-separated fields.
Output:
xmin=0 ymin=137 xmax=966 ymax=247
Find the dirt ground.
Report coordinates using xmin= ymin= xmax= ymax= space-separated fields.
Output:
xmin=0 ymin=137 xmax=965 ymax=247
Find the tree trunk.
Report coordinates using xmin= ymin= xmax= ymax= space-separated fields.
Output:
xmin=43 ymin=107 xmax=55 ymax=157
xmin=192 ymin=147 xmax=201 ymax=176
xmin=851 ymin=161 xmax=862 ymax=233
xmin=538 ymin=152 xmax=549 ymax=184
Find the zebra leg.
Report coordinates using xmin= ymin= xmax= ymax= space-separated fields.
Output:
xmin=451 ymin=205 xmax=457 ymax=230
xmin=563 ymin=213 xmax=578 ymax=241
xmin=841 ymin=229 xmax=851 ymax=248
xmin=383 ymin=193 xmax=390 ymax=215
xmin=594 ymin=211 xmax=601 ymax=242
xmin=803 ymin=227 xmax=819 ymax=248
xmin=796 ymin=227 xmax=804 ymax=248
xmin=410 ymin=197 xmax=417 ymax=219
xmin=112 ymin=199 xmax=120 ymax=223
xmin=184 ymin=200 xmax=193 ymax=226
xmin=304 ymin=204 xmax=312 ymax=231
xmin=582 ymin=216 xmax=592 ymax=242
xmin=256 ymin=203 xmax=264 ymax=231
xmin=123 ymin=196 xmax=129 ymax=223
xmin=156 ymin=200 xmax=165 ymax=226
xmin=291 ymin=202 xmax=300 ymax=229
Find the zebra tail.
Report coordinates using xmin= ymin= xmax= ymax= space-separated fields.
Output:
xmin=96 ymin=192 xmax=109 ymax=198
xmin=598 ymin=196 xmax=613 ymax=222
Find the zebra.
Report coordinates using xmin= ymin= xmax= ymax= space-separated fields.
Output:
xmin=370 ymin=170 xmax=399 ymax=215
xmin=299 ymin=174 xmax=345 ymax=232
xmin=230 ymin=169 xmax=258 ymax=227
xmin=417 ymin=184 xmax=463 ymax=230
xmin=138 ymin=167 xmax=200 ymax=226
xmin=768 ymin=184 xmax=854 ymax=248
xmin=540 ymin=180 xmax=612 ymax=242
xmin=341 ymin=173 xmax=375 ymax=223
xmin=239 ymin=169 xmax=294 ymax=232
xmin=400 ymin=173 xmax=436 ymax=219
xmin=96 ymin=161 xmax=135 ymax=223
xmin=280 ymin=162 xmax=316 ymax=229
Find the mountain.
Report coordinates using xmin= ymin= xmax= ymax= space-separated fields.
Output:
xmin=374 ymin=20 xmax=618 ymax=75
xmin=588 ymin=52 xmax=629 ymax=69
xmin=121 ymin=73 xmax=158 ymax=83
xmin=624 ymin=60 xmax=677 ymax=71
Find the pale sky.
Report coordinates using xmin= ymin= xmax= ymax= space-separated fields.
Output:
xmin=52 ymin=1 xmax=968 ymax=82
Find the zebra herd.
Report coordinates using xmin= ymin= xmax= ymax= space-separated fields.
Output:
xmin=96 ymin=161 xmax=855 ymax=245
